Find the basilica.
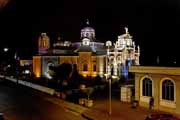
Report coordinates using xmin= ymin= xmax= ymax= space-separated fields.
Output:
xmin=32 ymin=20 xmax=140 ymax=79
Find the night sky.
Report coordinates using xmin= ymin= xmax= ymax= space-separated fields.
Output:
xmin=0 ymin=0 xmax=180 ymax=66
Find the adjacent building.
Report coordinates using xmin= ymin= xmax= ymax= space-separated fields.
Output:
xmin=129 ymin=66 xmax=180 ymax=114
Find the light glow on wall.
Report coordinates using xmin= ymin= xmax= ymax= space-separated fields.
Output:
xmin=82 ymin=72 xmax=88 ymax=77
xmin=44 ymin=72 xmax=52 ymax=79
xmin=99 ymin=57 xmax=104 ymax=76
xmin=92 ymin=72 xmax=97 ymax=77
xmin=35 ymin=70 xmax=40 ymax=78
xmin=24 ymin=70 xmax=30 ymax=74
xmin=33 ymin=56 xmax=41 ymax=78
xmin=81 ymin=71 xmax=97 ymax=78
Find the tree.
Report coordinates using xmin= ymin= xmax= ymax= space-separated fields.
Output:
xmin=60 ymin=63 xmax=72 ymax=80
xmin=68 ymin=64 xmax=80 ymax=89
xmin=49 ymin=63 xmax=72 ymax=92
xmin=94 ymin=75 xmax=102 ymax=85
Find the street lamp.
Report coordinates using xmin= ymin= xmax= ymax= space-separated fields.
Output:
xmin=3 ymin=47 xmax=9 ymax=52
xmin=105 ymin=41 xmax=114 ymax=115
xmin=2 ymin=47 xmax=9 ymax=75
xmin=105 ymin=73 xmax=118 ymax=116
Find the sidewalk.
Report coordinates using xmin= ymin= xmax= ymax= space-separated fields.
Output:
xmin=44 ymin=96 xmax=88 ymax=115
xmin=82 ymin=99 xmax=166 ymax=120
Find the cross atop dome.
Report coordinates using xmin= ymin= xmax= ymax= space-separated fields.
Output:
xmin=86 ymin=19 xmax=90 ymax=25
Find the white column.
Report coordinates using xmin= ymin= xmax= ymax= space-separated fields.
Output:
xmin=113 ymin=64 xmax=117 ymax=76
xmin=113 ymin=57 xmax=118 ymax=76
xmin=107 ymin=65 xmax=111 ymax=75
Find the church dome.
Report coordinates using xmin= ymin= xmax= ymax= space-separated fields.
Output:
xmin=80 ymin=19 xmax=95 ymax=40
xmin=80 ymin=26 xmax=95 ymax=40
xmin=81 ymin=25 xmax=95 ymax=40
xmin=81 ymin=26 xmax=95 ymax=32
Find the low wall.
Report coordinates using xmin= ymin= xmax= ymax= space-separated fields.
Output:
xmin=0 ymin=75 xmax=55 ymax=95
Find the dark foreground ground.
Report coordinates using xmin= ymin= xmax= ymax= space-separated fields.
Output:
xmin=0 ymin=79 xmax=85 ymax=120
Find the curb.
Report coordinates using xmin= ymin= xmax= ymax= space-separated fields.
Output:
xmin=44 ymin=97 xmax=88 ymax=114
xmin=44 ymin=97 xmax=95 ymax=120
xmin=81 ymin=113 xmax=94 ymax=120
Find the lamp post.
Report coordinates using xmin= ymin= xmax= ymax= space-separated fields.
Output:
xmin=2 ymin=48 xmax=19 ymax=83
xmin=104 ymin=73 xmax=112 ymax=115
xmin=109 ymin=76 xmax=112 ymax=115
xmin=14 ymin=51 xmax=19 ymax=84
xmin=105 ymin=41 xmax=114 ymax=115
xmin=2 ymin=47 xmax=9 ymax=75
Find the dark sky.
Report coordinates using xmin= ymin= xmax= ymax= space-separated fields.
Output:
xmin=0 ymin=0 xmax=180 ymax=66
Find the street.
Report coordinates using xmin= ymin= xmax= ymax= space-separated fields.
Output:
xmin=0 ymin=79 xmax=85 ymax=120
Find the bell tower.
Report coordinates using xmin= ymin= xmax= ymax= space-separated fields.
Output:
xmin=38 ymin=33 xmax=50 ymax=54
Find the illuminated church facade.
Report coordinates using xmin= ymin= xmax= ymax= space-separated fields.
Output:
xmin=32 ymin=20 xmax=140 ymax=79
xmin=106 ymin=27 xmax=140 ymax=78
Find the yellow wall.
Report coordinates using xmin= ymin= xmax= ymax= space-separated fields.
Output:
xmin=77 ymin=52 xmax=104 ymax=77
xmin=129 ymin=66 xmax=180 ymax=114
xmin=33 ymin=52 xmax=106 ymax=79
xmin=96 ymin=56 xmax=105 ymax=77
xmin=78 ymin=52 xmax=91 ymax=77
xmin=59 ymin=54 xmax=98 ymax=77
xmin=33 ymin=56 xmax=41 ymax=78
xmin=59 ymin=56 xmax=78 ymax=65
xmin=20 ymin=60 xmax=32 ymax=66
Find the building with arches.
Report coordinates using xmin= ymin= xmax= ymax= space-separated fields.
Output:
xmin=32 ymin=20 xmax=140 ymax=80
xmin=33 ymin=20 xmax=106 ymax=78
xmin=129 ymin=66 xmax=180 ymax=114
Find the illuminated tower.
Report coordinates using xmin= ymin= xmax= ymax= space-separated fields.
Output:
xmin=38 ymin=33 xmax=50 ymax=54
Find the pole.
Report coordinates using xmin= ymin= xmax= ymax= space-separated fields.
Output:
xmin=14 ymin=52 xmax=19 ymax=84
xmin=16 ymin=59 xmax=18 ymax=84
xmin=109 ymin=77 xmax=112 ymax=115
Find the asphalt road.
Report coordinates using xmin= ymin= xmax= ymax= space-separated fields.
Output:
xmin=0 ymin=79 xmax=85 ymax=120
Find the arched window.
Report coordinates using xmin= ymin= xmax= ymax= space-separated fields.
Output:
xmin=142 ymin=78 xmax=152 ymax=97
xmin=162 ymin=80 xmax=174 ymax=101
xmin=83 ymin=64 xmax=88 ymax=71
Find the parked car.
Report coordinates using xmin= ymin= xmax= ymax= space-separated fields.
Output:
xmin=145 ymin=113 xmax=180 ymax=120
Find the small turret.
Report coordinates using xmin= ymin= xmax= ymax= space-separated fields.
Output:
xmin=38 ymin=33 xmax=50 ymax=54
